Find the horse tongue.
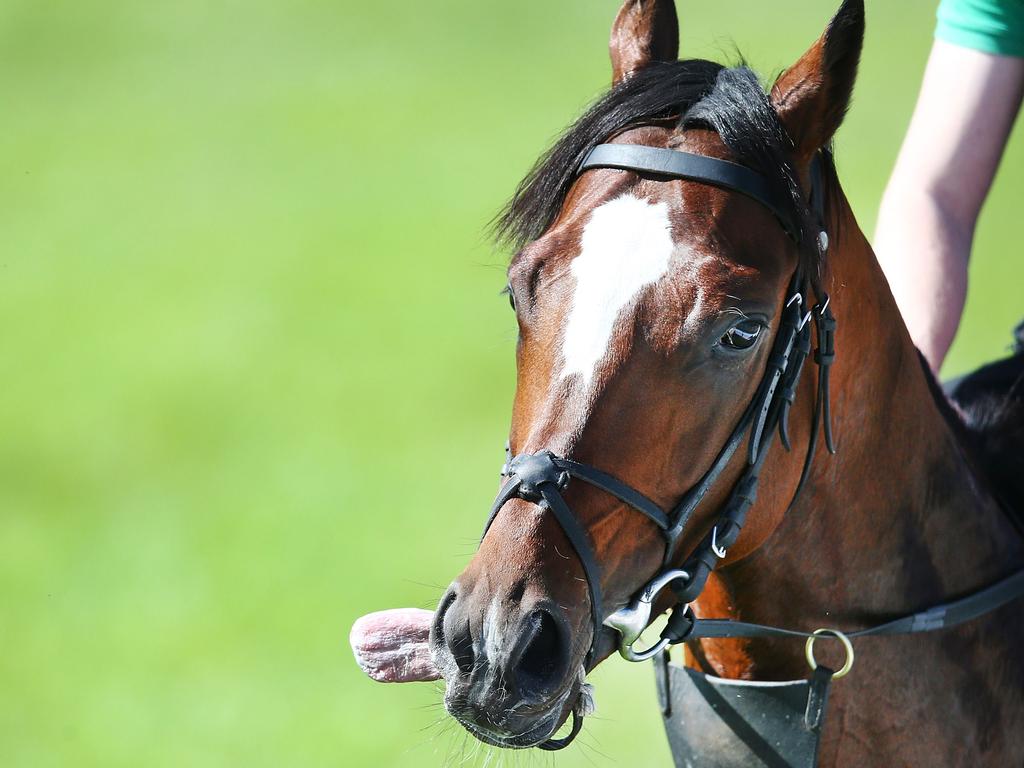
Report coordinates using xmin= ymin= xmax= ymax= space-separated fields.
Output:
xmin=350 ymin=608 xmax=441 ymax=683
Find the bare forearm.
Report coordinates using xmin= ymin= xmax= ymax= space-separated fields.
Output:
xmin=874 ymin=41 xmax=1024 ymax=373
xmin=875 ymin=183 xmax=971 ymax=372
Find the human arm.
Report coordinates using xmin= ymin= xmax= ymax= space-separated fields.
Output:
xmin=874 ymin=38 xmax=1024 ymax=372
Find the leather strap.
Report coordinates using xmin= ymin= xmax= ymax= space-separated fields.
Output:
xmin=539 ymin=486 xmax=605 ymax=641
xmin=579 ymin=144 xmax=802 ymax=241
xmin=660 ymin=568 xmax=1024 ymax=644
xmin=665 ymin=397 xmax=758 ymax=559
xmin=557 ymin=459 xmax=670 ymax=530
xmin=804 ymin=666 xmax=833 ymax=731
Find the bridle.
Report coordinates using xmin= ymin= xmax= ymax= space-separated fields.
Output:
xmin=478 ymin=141 xmax=1024 ymax=752
xmin=482 ymin=140 xmax=834 ymax=747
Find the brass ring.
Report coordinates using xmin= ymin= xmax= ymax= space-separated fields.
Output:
xmin=804 ymin=628 xmax=855 ymax=679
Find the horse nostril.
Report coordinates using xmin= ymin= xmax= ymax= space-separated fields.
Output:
xmin=436 ymin=590 xmax=475 ymax=675
xmin=513 ymin=609 xmax=568 ymax=699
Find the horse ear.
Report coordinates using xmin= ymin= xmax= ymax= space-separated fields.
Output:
xmin=770 ymin=0 xmax=864 ymax=164
xmin=609 ymin=0 xmax=679 ymax=85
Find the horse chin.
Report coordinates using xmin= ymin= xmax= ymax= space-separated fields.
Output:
xmin=459 ymin=710 xmax=563 ymax=750
xmin=444 ymin=680 xmax=580 ymax=750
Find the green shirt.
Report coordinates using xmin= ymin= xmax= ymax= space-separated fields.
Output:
xmin=936 ymin=0 xmax=1024 ymax=57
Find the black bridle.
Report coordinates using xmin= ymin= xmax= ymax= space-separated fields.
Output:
xmin=485 ymin=139 xmax=834 ymax=641
xmin=481 ymin=141 xmax=834 ymax=748
xmin=478 ymin=142 xmax=1024 ymax=752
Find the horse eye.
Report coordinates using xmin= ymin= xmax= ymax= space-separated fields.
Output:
xmin=504 ymin=285 xmax=516 ymax=311
xmin=720 ymin=319 xmax=762 ymax=350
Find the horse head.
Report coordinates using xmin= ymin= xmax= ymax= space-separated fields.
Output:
xmin=429 ymin=0 xmax=864 ymax=749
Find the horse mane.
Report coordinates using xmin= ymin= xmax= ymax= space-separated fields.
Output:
xmin=940 ymin=325 xmax=1024 ymax=532
xmin=494 ymin=59 xmax=842 ymax=293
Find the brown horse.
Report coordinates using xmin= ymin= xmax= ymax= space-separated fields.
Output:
xmin=384 ymin=0 xmax=1024 ymax=763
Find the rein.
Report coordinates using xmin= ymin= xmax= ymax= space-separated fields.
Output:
xmin=478 ymin=141 xmax=1024 ymax=755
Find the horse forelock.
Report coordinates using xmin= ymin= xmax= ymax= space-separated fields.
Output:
xmin=494 ymin=59 xmax=840 ymax=296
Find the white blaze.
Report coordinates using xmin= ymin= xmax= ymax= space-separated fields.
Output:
xmin=561 ymin=194 xmax=674 ymax=387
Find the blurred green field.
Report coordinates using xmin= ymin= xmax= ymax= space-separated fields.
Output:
xmin=1 ymin=1 xmax=1021 ymax=766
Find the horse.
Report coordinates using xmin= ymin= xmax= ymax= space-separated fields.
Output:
xmin=353 ymin=0 xmax=1024 ymax=763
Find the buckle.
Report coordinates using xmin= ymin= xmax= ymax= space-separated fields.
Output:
xmin=710 ymin=525 xmax=728 ymax=559
xmin=786 ymin=292 xmax=812 ymax=331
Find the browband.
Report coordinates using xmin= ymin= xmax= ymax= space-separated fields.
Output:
xmin=579 ymin=144 xmax=802 ymax=242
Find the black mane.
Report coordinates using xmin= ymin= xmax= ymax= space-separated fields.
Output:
xmin=942 ymin=323 xmax=1024 ymax=531
xmin=495 ymin=59 xmax=839 ymax=288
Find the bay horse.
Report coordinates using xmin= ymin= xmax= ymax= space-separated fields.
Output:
xmin=368 ymin=0 xmax=1024 ymax=764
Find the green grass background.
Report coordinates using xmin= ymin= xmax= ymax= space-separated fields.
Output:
xmin=1 ymin=1 xmax=1020 ymax=766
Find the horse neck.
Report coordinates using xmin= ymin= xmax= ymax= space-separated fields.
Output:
xmin=710 ymin=193 xmax=1023 ymax=678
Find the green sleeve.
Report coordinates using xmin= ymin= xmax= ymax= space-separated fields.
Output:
xmin=936 ymin=0 xmax=1024 ymax=57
